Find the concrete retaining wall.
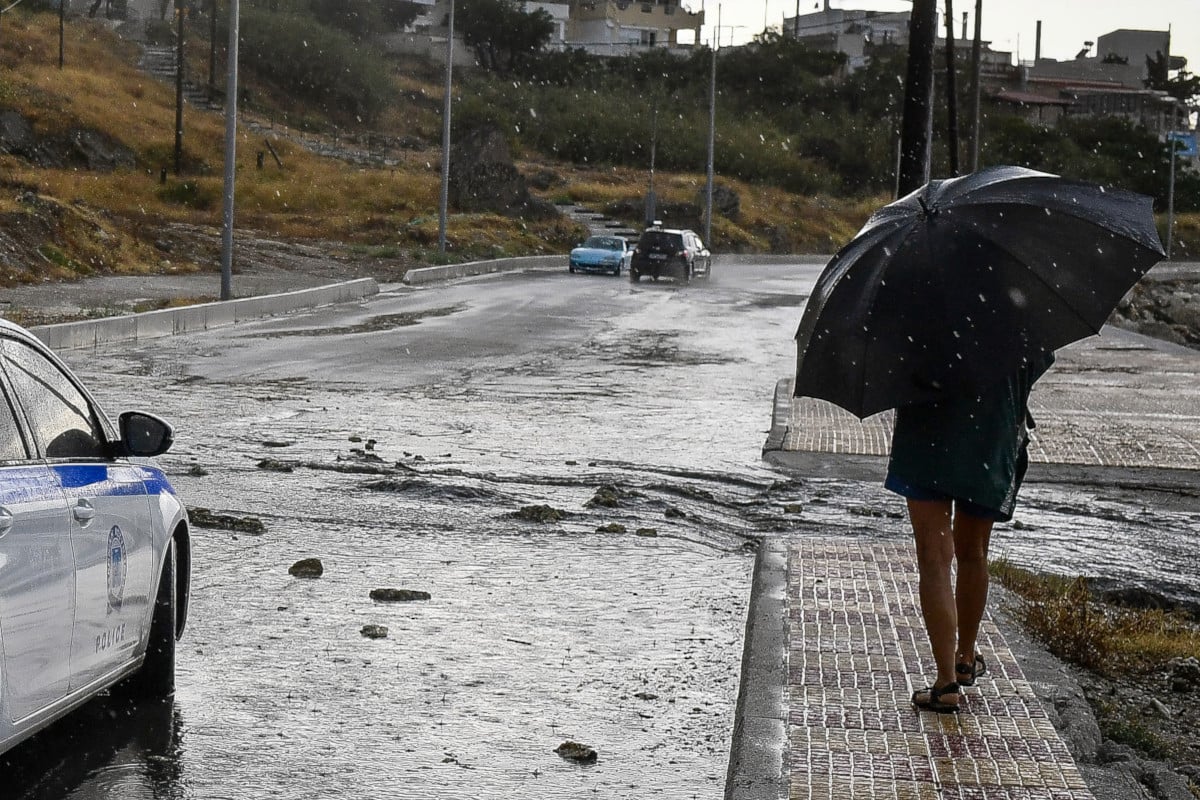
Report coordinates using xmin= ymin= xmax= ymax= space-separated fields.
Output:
xmin=32 ymin=279 xmax=378 ymax=351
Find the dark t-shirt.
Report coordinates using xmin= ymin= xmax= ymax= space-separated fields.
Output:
xmin=886 ymin=353 xmax=1053 ymax=518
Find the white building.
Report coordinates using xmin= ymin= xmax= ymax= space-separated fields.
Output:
xmin=565 ymin=0 xmax=705 ymax=57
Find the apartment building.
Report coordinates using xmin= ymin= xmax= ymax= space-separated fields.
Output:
xmin=565 ymin=0 xmax=705 ymax=56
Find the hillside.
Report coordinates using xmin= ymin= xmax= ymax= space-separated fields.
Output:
xmin=0 ymin=9 xmax=881 ymax=292
xmin=0 ymin=7 xmax=1195 ymax=295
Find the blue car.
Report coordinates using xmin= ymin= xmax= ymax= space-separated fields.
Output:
xmin=568 ymin=235 xmax=632 ymax=276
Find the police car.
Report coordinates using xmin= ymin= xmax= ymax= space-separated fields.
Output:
xmin=0 ymin=318 xmax=190 ymax=756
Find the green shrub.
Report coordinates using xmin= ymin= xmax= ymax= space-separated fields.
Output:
xmin=157 ymin=180 xmax=219 ymax=210
xmin=230 ymin=7 xmax=395 ymax=122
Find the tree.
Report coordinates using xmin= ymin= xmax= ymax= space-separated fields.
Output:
xmin=308 ymin=0 xmax=422 ymax=41
xmin=458 ymin=0 xmax=554 ymax=74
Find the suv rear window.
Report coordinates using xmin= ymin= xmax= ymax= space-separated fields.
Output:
xmin=638 ymin=231 xmax=683 ymax=251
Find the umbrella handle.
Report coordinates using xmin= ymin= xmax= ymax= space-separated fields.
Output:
xmin=917 ymin=196 xmax=938 ymax=218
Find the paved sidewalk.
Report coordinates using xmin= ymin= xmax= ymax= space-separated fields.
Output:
xmin=788 ymin=539 xmax=1092 ymax=800
xmin=765 ymin=326 xmax=1200 ymax=486
xmin=742 ymin=314 xmax=1200 ymax=799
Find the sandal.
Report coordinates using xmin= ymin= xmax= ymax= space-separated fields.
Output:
xmin=955 ymin=655 xmax=987 ymax=687
xmin=912 ymin=682 xmax=961 ymax=714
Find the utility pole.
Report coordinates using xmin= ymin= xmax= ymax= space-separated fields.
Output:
xmin=943 ymin=0 xmax=959 ymax=175
xmin=705 ymin=5 xmax=719 ymax=249
xmin=58 ymin=0 xmax=65 ymax=69
xmin=219 ymin=0 xmax=240 ymax=301
xmin=793 ymin=0 xmax=799 ymax=38
xmin=438 ymin=0 xmax=456 ymax=255
xmin=1167 ymin=107 xmax=1179 ymax=259
xmin=898 ymin=0 xmax=936 ymax=195
xmin=174 ymin=1 xmax=185 ymax=174
xmin=967 ymin=0 xmax=982 ymax=171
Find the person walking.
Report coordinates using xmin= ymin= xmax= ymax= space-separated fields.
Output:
xmin=885 ymin=351 xmax=1053 ymax=713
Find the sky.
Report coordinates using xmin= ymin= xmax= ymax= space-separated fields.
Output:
xmin=696 ymin=1 xmax=1200 ymax=75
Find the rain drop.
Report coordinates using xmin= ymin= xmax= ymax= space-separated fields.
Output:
xmin=1009 ymin=288 xmax=1028 ymax=308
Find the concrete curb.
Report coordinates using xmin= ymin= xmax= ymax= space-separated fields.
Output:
xmin=725 ymin=537 xmax=789 ymax=800
xmin=403 ymin=255 xmax=563 ymax=285
xmin=400 ymin=253 xmax=825 ymax=286
xmin=31 ymin=278 xmax=378 ymax=351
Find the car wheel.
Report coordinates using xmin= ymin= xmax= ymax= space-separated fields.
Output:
xmin=569 ymin=265 xmax=576 ymax=274
xmin=682 ymin=261 xmax=692 ymax=284
xmin=125 ymin=539 xmax=177 ymax=699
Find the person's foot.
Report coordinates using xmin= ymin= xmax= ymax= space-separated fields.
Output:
xmin=912 ymin=681 xmax=961 ymax=713
xmin=955 ymin=654 xmax=987 ymax=687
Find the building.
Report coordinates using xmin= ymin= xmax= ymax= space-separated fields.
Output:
xmin=393 ymin=0 xmax=702 ymax=61
xmin=783 ymin=0 xmax=911 ymax=70
xmin=565 ymin=0 xmax=704 ymax=57
xmin=1001 ymin=26 xmax=1187 ymax=133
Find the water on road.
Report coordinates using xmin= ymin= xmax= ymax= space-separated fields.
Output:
xmin=7 ymin=262 xmax=1196 ymax=799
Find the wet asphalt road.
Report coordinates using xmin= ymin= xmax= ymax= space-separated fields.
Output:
xmin=7 ymin=261 xmax=1195 ymax=798
xmin=9 ymin=262 xmax=861 ymax=800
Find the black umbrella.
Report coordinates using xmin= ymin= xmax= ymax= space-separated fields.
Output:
xmin=793 ymin=166 xmax=1165 ymax=419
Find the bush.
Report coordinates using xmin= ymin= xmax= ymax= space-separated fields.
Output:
xmin=157 ymin=179 xmax=220 ymax=210
xmin=230 ymin=7 xmax=395 ymax=122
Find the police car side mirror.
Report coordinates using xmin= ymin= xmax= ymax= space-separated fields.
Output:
xmin=119 ymin=411 xmax=175 ymax=457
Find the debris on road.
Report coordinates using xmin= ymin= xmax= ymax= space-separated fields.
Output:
xmin=190 ymin=507 xmax=267 ymax=534
xmin=554 ymin=741 xmax=598 ymax=763
xmin=289 ymin=558 xmax=325 ymax=578
xmin=370 ymin=588 xmax=431 ymax=602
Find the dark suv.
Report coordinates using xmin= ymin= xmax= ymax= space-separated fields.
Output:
xmin=630 ymin=226 xmax=711 ymax=283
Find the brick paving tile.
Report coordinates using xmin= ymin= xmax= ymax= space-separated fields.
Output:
xmin=789 ymin=539 xmax=1095 ymax=800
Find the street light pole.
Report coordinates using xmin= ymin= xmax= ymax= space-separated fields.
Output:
xmin=645 ymin=101 xmax=658 ymax=227
xmin=58 ymin=0 xmax=64 ymax=69
xmin=209 ymin=0 xmax=218 ymax=101
xmin=704 ymin=5 xmax=719 ymax=248
xmin=219 ymin=0 xmax=240 ymax=300
xmin=174 ymin=1 xmax=185 ymax=174
xmin=438 ymin=0 xmax=455 ymax=255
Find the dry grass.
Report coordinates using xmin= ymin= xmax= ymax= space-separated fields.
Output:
xmin=2 ymin=9 xmax=1195 ymax=287
xmin=990 ymin=559 xmax=1200 ymax=676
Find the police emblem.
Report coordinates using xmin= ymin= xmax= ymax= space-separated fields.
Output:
xmin=107 ymin=525 xmax=127 ymax=613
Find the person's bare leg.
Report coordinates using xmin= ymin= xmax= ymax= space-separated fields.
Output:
xmin=908 ymin=498 xmax=958 ymax=695
xmin=953 ymin=508 xmax=995 ymax=674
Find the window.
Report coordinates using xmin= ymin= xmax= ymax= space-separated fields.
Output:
xmin=1 ymin=340 xmax=106 ymax=460
xmin=0 ymin=385 xmax=28 ymax=462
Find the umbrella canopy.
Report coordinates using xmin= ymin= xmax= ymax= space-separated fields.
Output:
xmin=793 ymin=166 xmax=1165 ymax=419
